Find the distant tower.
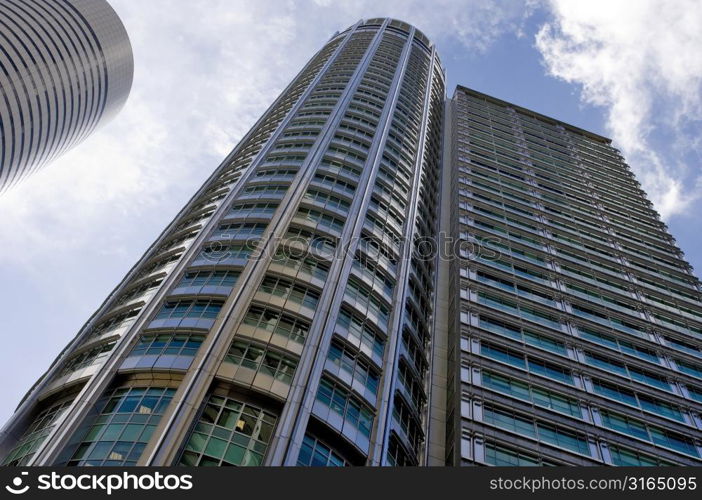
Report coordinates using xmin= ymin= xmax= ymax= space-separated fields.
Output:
xmin=0 ymin=0 xmax=133 ymax=191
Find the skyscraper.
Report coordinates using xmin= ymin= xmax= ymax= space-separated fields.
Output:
xmin=0 ymin=18 xmax=444 ymax=467
xmin=3 ymin=17 xmax=702 ymax=469
xmin=0 ymin=0 xmax=133 ymax=192
xmin=445 ymin=86 xmax=702 ymax=466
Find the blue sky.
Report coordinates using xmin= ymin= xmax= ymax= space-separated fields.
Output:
xmin=0 ymin=0 xmax=700 ymax=425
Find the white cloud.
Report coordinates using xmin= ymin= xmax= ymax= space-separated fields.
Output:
xmin=535 ymin=0 xmax=702 ymax=219
xmin=0 ymin=0 xmax=533 ymax=271
xmin=307 ymin=0 xmax=532 ymax=52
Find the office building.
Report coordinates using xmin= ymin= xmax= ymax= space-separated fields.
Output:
xmin=0 ymin=0 xmax=133 ymax=192
xmin=445 ymin=86 xmax=702 ymax=465
xmin=2 ymin=18 xmax=702 ymax=468
xmin=0 ymin=18 xmax=444 ymax=466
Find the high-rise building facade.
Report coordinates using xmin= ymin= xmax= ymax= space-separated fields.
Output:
xmin=0 ymin=18 xmax=444 ymax=467
xmin=446 ymin=86 xmax=702 ymax=466
xmin=0 ymin=0 xmax=133 ymax=192
xmin=3 ymin=18 xmax=702 ymax=469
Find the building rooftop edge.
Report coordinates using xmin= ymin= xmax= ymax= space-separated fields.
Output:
xmin=454 ymin=85 xmax=612 ymax=145
xmin=330 ymin=18 xmax=443 ymax=72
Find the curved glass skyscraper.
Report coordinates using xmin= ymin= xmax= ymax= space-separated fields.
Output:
xmin=0 ymin=18 xmax=444 ymax=466
xmin=0 ymin=0 xmax=133 ymax=192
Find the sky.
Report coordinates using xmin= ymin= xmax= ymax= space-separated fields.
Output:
xmin=0 ymin=0 xmax=701 ymax=425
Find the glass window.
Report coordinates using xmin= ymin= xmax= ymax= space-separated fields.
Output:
xmin=628 ymin=366 xmax=672 ymax=392
xmin=344 ymin=277 xmax=390 ymax=329
xmin=528 ymin=358 xmax=573 ymax=385
xmin=214 ymin=222 xmax=267 ymax=240
xmin=258 ymin=275 xmax=320 ymax=310
xmin=484 ymin=442 xmax=541 ymax=466
xmin=523 ymin=330 xmax=567 ymax=356
xmin=386 ymin=434 xmax=414 ymax=466
xmin=115 ymin=279 xmax=163 ymax=306
xmin=65 ymin=387 xmax=175 ymax=466
xmin=483 ymin=405 xmax=537 ymax=440
xmin=584 ymin=352 xmax=628 ymax=376
xmin=315 ymin=378 xmax=374 ymax=438
xmin=482 ymin=370 xmax=580 ymax=418
xmin=686 ymin=385 xmax=702 ymax=403
xmin=537 ymin=422 xmax=591 ymax=456
xmin=2 ymin=399 xmax=74 ymax=466
xmin=240 ymin=306 xmax=310 ymax=344
xmin=609 ymin=445 xmax=671 ymax=466
xmin=480 ymin=343 xmax=526 ymax=369
xmin=483 ymin=404 xmax=591 ymax=456
xmin=580 ymin=327 xmax=659 ymax=364
xmin=600 ymin=410 xmax=650 ymax=440
xmin=296 ymin=434 xmax=348 ymax=466
xmin=199 ymin=243 xmax=253 ymax=263
xmin=391 ymin=396 xmax=423 ymax=453
xmin=178 ymin=270 xmax=240 ymax=289
xmin=638 ymin=394 xmax=685 ymax=422
xmin=351 ymin=254 xmax=395 ymax=298
xmin=224 ymin=340 xmax=298 ymax=384
xmin=154 ymin=300 xmax=223 ymax=321
xmin=129 ymin=333 xmax=204 ymax=358
xmin=303 ymin=189 xmax=351 ymax=213
xmin=649 ymin=428 xmax=700 ymax=458
xmin=89 ymin=308 xmax=141 ymax=338
xmin=295 ymin=207 xmax=346 ymax=233
xmin=592 ymin=379 xmax=638 ymax=406
xmin=478 ymin=315 xmax=521 ymax=341
xmin=228 ymin=201 xmax=279 ymax=218
xmin=327 ymin=341 xmax=379 ymax=396
xmin=396 ymin=359 xmax=425 ymax=410
xmin=271 ymin=249 xmax=330 ymax=281
xmin=180 ymin=395 xmax=277 ymax=466
xmin=59 ymin=341 xmax=116 ymax=377
xmin=337 ymin=308 xmax=385 ymax=358
xmin=676 ymin=359 xmax=702 ymax=379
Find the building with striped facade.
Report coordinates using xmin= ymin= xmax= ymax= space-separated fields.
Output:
xmin=0 ymin=0 xmax=132 ymax=192
xmin=447 ymin=86 xmax=702 ymax=466
xmin=2 ymin=18 xmax=702 ymax=468
xmin=0 ymin=18 xmax=444 ymax=467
